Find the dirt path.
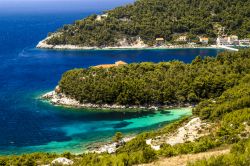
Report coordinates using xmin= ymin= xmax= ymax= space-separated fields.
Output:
xmin=138 ymin=148 xmax=230 ymax=166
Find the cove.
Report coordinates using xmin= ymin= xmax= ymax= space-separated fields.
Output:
xmin=0 ymin=12 xmax=224 ymax=155
xmin=0 ymin=107 xmax=192 ymax=155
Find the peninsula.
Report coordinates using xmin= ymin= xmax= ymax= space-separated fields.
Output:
xmin=37 ymin=0 xmax=250 ymax=50
xmin=42 ymin=50 xmax=250 ymax=111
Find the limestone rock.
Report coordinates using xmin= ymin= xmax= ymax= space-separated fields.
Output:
xmin=51 ymin=157 xmax=73 ymax=165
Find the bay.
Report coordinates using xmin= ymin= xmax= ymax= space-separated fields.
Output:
xmin=0 ymin=12 xmax=224 ymax=155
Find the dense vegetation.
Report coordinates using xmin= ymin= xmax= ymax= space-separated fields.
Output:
xmin=59 ymin=50 xmax=250 ymax=106
xmin=189 ymin=138 xmax=250 ymax=166
xmin=47 ymin=0 xmax=250 ymax=46
xmin=194 ymin=75 xmax=250 ymax=120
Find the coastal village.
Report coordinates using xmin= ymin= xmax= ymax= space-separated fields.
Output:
xmin=154 ymin=34 xmax=250 ymax=48
xmin=94 ymin=13 xmax=250 ymax=50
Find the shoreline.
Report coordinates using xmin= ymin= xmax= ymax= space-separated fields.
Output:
xmin=86 ymin=135 xmax=136 ymax=154
xmin=36 ymin=36 xmax=220 ymax=51
xmin=41 ymin=91 xmax=194 ymax=111
xmin=41 ymin=91 xmax=194 ymax=154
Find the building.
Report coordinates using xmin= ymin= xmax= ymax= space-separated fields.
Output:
xmin=216 ymin=37 xmax=229 ymax=45
xmin=228 ymin=35 xmax=239 ymax=44
xmin=199 ymin=37 xmax=209 ymax=44
xmin=175 ymin=35 xmax=187 ymax=42
xmin=115 ymin=61 xmax=127 ymax=66
xmin=155 ymin=38 xmax=165 ymax=45
xmin=217 ymin=34 xmax=249 ymax=46
xmin=229 ymin=35 xmax=238 ymax=41
xmin=217 ymin=35 xmax=240 ymax=45
xmin=239 ymin=39 xmax=250 ymax=45
xmin=93 ymin=61 xmax=127 ymax=69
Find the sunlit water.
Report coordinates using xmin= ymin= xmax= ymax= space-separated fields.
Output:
xmin=0 ymin=12 xmax=224 ymax=155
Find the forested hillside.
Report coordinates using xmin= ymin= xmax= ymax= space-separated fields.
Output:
xmin=58 ymin=49 xmax=250 ymax=106
xmin=1 ymin=73 xmax=250 ymax=165
xmin=1 ymin=50 xmax=250 ymax=165
xmin=47 ymin=0 xmax=250 ymax=46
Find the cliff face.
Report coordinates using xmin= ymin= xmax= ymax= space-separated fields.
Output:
xmin=37 ymin=0 xmax=250 ymax=48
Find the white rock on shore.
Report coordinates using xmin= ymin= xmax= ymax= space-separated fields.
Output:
xmin=89 ymin=137 xmax=135 ymax=154
xmin=42 ymin=90 xmax=164 ymax=110
xmin=166 ymin=117 xmax=208 ymax=145
xmin=146 ymin=118 xmax=211 ymax=150
xmin=36 ymin=34 xmax=216 ymax=50
xmin=36 ymin=36 xmax=148 ymax=50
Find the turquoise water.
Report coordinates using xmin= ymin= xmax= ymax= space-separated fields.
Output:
xmin=6 ymin=108 xmax=192 ymax=154
xmin=0 ymin=11 xmax=224 ymax=155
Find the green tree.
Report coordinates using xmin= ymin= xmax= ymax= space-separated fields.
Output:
xmin=113 ymin=132 xmax=123 ymax=142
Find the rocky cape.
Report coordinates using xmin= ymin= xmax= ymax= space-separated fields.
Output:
xmin=41 ymin=90 xmax=193 ymax=110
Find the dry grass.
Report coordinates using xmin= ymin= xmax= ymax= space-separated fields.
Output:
xmin=137 ymin=147 xmax=230 ymax=166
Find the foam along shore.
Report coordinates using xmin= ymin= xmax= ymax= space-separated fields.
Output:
xmin=41 ymin=90 xmax=192 ymax=110
xmin=36 ymin=34 xmax=218 ymax=51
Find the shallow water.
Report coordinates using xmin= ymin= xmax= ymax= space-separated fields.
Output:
xmin=0 ymin=12 xmax=224 ymax=155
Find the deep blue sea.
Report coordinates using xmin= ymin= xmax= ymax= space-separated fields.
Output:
xmin=0 ymin=12 xmax=224 ymax=155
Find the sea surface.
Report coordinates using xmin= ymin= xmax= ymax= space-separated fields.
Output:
xmin=0 ymin=12 xmax=224 ymax=155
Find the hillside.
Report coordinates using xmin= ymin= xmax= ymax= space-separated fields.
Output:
xmin=1 ymin=50 xmax=250 ymax=165
xmin=43 ymin=0 xmax=250 ymax=47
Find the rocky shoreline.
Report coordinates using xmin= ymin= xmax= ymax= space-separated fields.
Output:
xmin=86 ymin=136 xmax=135 ymax=154
xmin=82 ymin=117 xmax=209 ymax=154
xmin=41 ymin=90 xmax=193 ymax=110
xmin=40 ymin=90 xmax=200 ymax=155
xmin=36 ymin=35 xmax=218 ymax=51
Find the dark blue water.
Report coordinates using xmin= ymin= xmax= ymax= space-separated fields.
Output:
xmin=0 ymin=12 xmax=223 ymax=155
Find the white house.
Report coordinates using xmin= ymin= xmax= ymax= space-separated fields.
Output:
xmin=216 ymin=37 xmax=229 ymax=45
xmin=217 ymin=35 xmax=239 ymax=45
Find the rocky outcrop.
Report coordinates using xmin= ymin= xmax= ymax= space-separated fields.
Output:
xmin=36 ymin=33 xmax=98 ymax=50
xmin=88 ymin=137 xmax=135 ymax=154
xmin=146 ymin=118 xmax=211 ymax=150
xmin=51 ymin=157 xmax=73 ymax=165
xmin=36 ymin=36 xmax=148 ymax=50
xmin=165 ymin=117 xmax=210 ymax=145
